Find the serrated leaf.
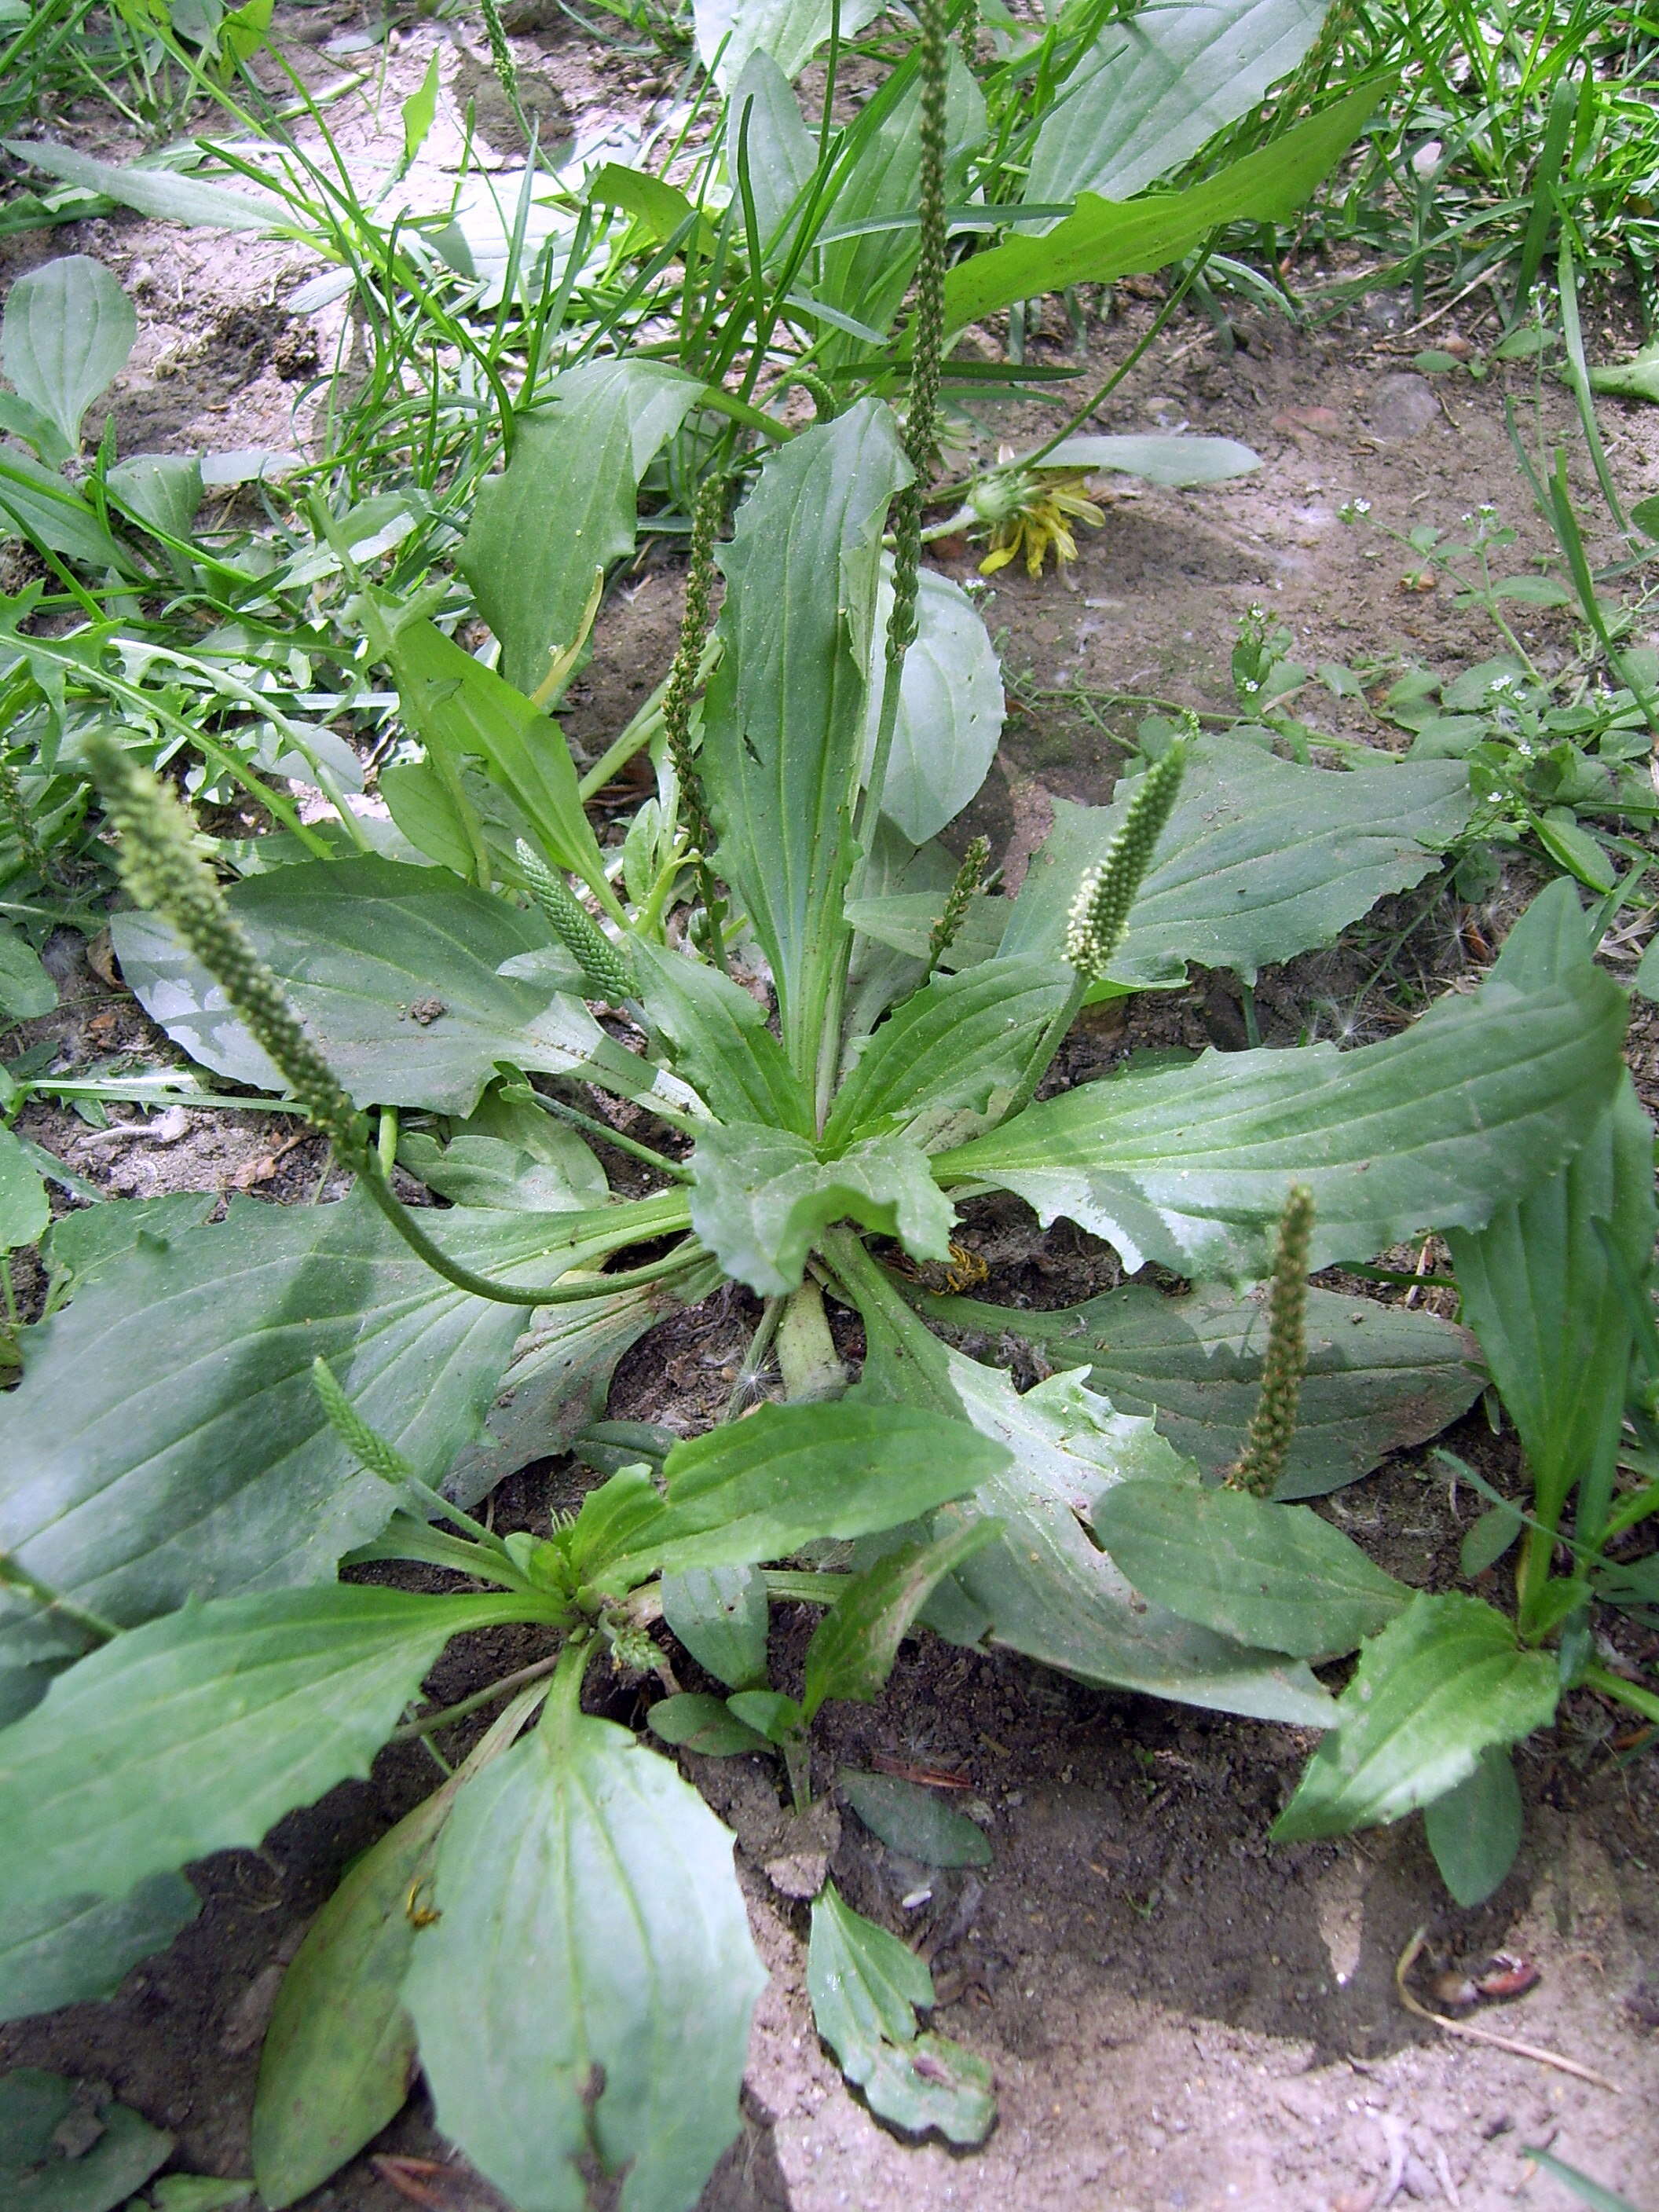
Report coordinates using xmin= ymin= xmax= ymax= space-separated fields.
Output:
xmin=1090 ymin=1481 xmax=1408 ymax=1657
xmin=660 ymin=1566 xmax=770 ymax=1689
xmin=382 ymin=617 xmax=612 ymax=896
xmin=0 ymin=1190 xmax=632 ymax=1659
xmin=807 ymin=1884 xmax=993 ymax=2144
xmin=646 ymin=1691 xmax=771 ymax=1756
xmin=1024 ymin=0 xmax=1335 ymax=208
xmin=924 ymin=1280 xmax=1481 ymax=1498
xmin=1000 ymin=738 xmax=1472 ymax=986
xmin=1423 ymin=1746 xmax=1522 ymax=1906
xmin=0 ymin=1586 xmax=529 ymax=1914
xmin=112 ymin=855 xmax=605 ymax=1115
xmin=946 ymin=84 xmax=1379 ymax=330
xmin=823 ymin=957 xmax=1072 ymax=1154
xmin=688 ymin=1121 xmax=954 ymax=1297
xmin=398 ymin=1131 xmax=597 ymax=1212
xmin=459 ymin=360 xmax=700 ymax=698
xmin=0 ymin=2070 xmax=171 ymax=2212
xmin=844 ymin=1250 xmax=1337 ymax=1725
xmin=0 ymin=1874 xmax=200 ymax=2025
xmin=252 ymin=1785 xmax=453 ymax=2207
xmin=937 ymin=954 xmax=1627 ymax=1278
xmin=803 ymin=1521 xmax=996 ymax=1718
xmin=1271 ymin=1592 xmax=1557 ymax=1840
xmin=1 ymin=255 xmax=135 ymax=452
xmin=403 ymin=1710 xmax=765 ymax=2212
xmin=583 ymin=1398 xmax=1009 ymax=1588
xmin=837 ymin=1770 xmax=991 ymax=1866
xmin=701 ymin=403 xmax=909 ymax=1074
xmin=864 ymin=567 xmax=1004 ymax=848
xmin=633 ymin=941 xmax=812 ymax=1136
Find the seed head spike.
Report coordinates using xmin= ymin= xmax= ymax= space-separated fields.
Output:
xmin=312 ymin=1357 xmax=415 ymax=1485
xmin=1064 ymin=738 xmax=1188 ymax=982
xmin=515 ymin=840 xmax=635 ymax=1002
xmin=86 ymin=736 xmax=371 ymax=1170
xmin=1225 ymin=1185 xmax=1316 ymax=1499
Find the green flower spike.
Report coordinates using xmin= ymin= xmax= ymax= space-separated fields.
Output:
xmin=1225 ymin=1185 xmax=1315 ymax=1499
xmin=88 ymin=734 xmax=370 ymax=1170
xmin=516 ymin=839 xmax=636 ymax=1003
xmin=1064 ymin=739 xmax=1187 ymax=983
xmin=926 ymin=835 xmax=990 ymax=978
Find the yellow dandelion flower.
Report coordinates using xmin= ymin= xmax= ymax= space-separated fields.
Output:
xmin=971 ymin=462 xmax=1105 ymax=578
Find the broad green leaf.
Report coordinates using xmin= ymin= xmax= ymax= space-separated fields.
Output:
xmin=0 ymin=1585 xmax=532 ymax=1914
xmin=588 ymin=163 xmax=713 ymax=253
xmin=870 ymin=571 xmax=1003 ymax=846
xmin=1025 ymin=0 xmax=1334 ymax=207
xmin=924 ymin=1280 xmax=1481 ymax=1498
xmin=0 ymin=446 xmax=137 ymax=570
xmin=398 ymin=1130 xmax=597 ymax=1212
xmin=401 ymin=48 xmax=442 ymax=169
xmin=383 ymin=617 xmax=613 ymax=896
xmin=1272 ymin=1593 xmax=1557 ymax=1840
xmin=38 ymin=1192 xmax=218 ymax=1284
xmin=0 ymin=2070 xmax=171 ymax=2212
xmin=146 ymin=2181 xmax=254 ymax=2212
xmin=701 ymin=403 xmax=910 ymax=1072
xmin=1001 ymin=738 xmax=1473 ymax=985
xmin=688 ymin=1121 xmax=955 ymax=1296
xmin=1039 ymin=432 xmax=1262 ymax=486
xmin=695 ymin=0 xmax=880 ymax=84
xmin=1423 ymin=1747 xmax=1522 ymax=1907
xmin=802 ymin=1521 xmax=996 ymax=1718
xmin=0 ymin=1873 xmax=200 ymax=2025
xmin=646 ymin=1690 xmax=772 ymax=1756
xmin=459 ymin=360 xmax=701 ymax=698
xmin=723 ymin=1687 xmax=800 ymax=1743
xmin=253 ymin=1785 xmax=452 ymax=2207
xmin=1090 ymin=1481 xmax=1408 ymax=1657
xmin=813 ymin=59 xmax=985 ymax=360
xmin=582 ymin=1398 xmax=1009 ymax=1588
xmin=944 ymin=84 xmax=1382 ymax=330
xmin=634 ymin=940 xmax=812 ymax=1135
xmin=938 ymin=957 xmax=1627 ymax=1278
xmin=841 ymin=887 xmax=1005 ymax=972
xmin=823 ymin=956 xmax=1073 ymax=1152
xmin=660 ymin=1566 xmax=770 ymax=1689
xmin=0 ymin=1122 xmax=49 ymax=1249
xmin=104 ymin=452 xmax=203 ymax=540
xmin=2 ymin=138 xmax=287 ymax=231
xmin=112 ymin=855 xmax=605 ymax=1115
xmin=1 ymin=255 xmax=135 ymax=452
xmin=844 ymin=1249 xmax=1336 ymax=1725
xmin=0 ymin=925 xmax=55 ymax=1018
xmin=404 ymin=1708 xmax=765 ymax=2212
xmin=0 ymin=1190 xmax=639 ymax=1657
xmin=444 ymin=1265 xmax=712 ymax=1511
xmin=1450 ymin=1075 xmax=1654 ymax=1531
xmin=723 ymin=50 xmax=812 ymax=256
xmin=837 ymin=1770 xmax=991 ymax=1867
xmin=1588 ymin=341 xmax=1659 ymax=405
xmin=807 ymin=1883 xmax=993 ymax=2144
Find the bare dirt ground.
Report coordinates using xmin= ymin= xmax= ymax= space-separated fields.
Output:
xmin=2 ymin=13 xmax=1658 ymax=2211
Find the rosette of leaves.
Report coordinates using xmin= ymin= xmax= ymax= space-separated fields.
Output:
xmin=0 ymin=393 xmax=1635 ymax=2205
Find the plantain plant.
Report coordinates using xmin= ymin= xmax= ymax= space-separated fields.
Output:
xmin=0 ymin=4 xmax=1644 ymax=2201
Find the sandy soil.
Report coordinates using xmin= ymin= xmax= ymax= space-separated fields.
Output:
xmin=2 ymin=12 xmax=1657 ymax=2211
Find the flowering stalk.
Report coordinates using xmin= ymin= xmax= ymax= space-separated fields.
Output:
xmin=1225 ymin=1186 xmax=1315 ymax=1499
xmin=925 ymin=836 xmax=989 ymax=978
xmin=86 ymin=738 xmax=651 ymax=1309
xmin=886 ymin=0 xmax=949 ymax=669
xmin=313 ymin=1357 xmax=507 ymax=1549
xmin=661 ymin=478 xmax=729 ymax=969
xmin=515 ymin=840 xmax=635 ymax=1003
xmin=1064 ymin=739 xmax=1187 ymax=983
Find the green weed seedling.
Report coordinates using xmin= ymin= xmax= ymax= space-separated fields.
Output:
xmin=0 ymin=3 xmax=1651 ymax=2204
